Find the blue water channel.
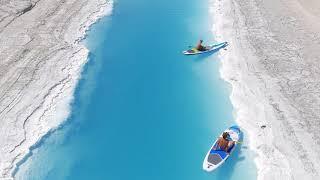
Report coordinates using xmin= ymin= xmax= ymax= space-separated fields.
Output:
xmin=16 ymin=0 xmax=256 ymax=179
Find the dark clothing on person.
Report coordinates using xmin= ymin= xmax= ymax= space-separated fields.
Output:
xmin=214 ymin=132 xmax=235 ymax=153
xmin=196 ymin=41 xmax=207 ymax=51
xmin=216 ymin=137 xmax=229 ymax=151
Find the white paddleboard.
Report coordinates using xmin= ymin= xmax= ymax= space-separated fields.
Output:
xmin=203 ymin=126 xmax=241 ymax=172
xmin=183 ymin=42 xmax=228 ymax=55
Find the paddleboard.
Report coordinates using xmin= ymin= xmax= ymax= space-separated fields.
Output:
xmin=183 ymin=42 xmax=228 ymax=55
xmin=203 ymin=125 xmax=241 ymax=172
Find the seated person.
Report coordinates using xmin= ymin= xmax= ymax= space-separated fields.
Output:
xmin=214 ymin=132 xmax=235 ymax=153
xmin=196 ymin=40 xmax=207 ymax=51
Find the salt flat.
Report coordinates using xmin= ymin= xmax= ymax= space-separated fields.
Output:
xmin=211 ymin=0 xmax=320 ymax=179
xmin=0 ymin=0 xmax=112 ymax=178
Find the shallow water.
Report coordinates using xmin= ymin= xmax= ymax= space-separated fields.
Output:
xmin=15 ymin=0 xmax=256 ymax=179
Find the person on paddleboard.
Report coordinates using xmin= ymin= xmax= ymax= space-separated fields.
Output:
xmin=214 ymin=132 xmax=235 ymax=153
xmin=196 ymin=40 xmax=207 ymax=51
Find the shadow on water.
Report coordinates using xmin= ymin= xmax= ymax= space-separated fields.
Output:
xmin=190 ymin=43 xmax=229 ymax=61
xmin=216 ymin=143 xmax=246 ymax=179
xmin=215 ymin=129 xmax=246 ymax=179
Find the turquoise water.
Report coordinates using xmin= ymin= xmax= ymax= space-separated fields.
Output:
xmin=15 ymin=0 xmax=256 ymax=179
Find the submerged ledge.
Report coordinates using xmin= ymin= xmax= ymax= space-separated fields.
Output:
xmin=211 ymin=0 xmax=320 ymax=179
xmin=0 ymin=0 xmax=112 ymax=178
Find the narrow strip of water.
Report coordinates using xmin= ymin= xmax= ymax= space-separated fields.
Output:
xmin=16 ymin=0 xmax=256 ymax=179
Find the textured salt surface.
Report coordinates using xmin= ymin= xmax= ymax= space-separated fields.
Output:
xmin=0 ymin=0 xmax=112 ymax=178
xmin=211 ymin=0 xmax=320 ymax=179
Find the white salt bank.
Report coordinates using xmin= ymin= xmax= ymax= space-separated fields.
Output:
xmin=0 ymin=0 xmax=112 ymax=178
xmin=211 ymin=0 xmax=320 ymax=179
